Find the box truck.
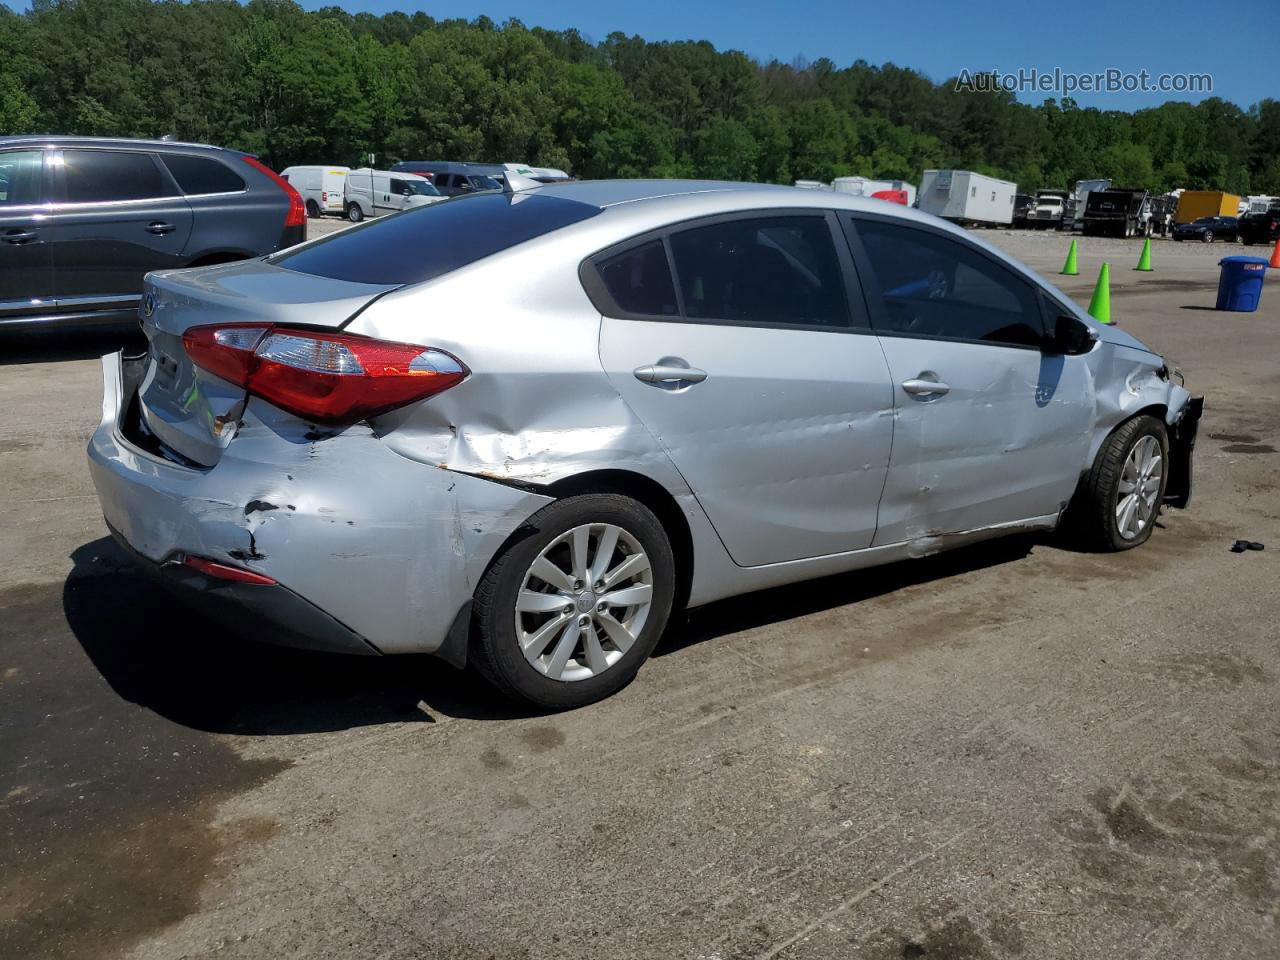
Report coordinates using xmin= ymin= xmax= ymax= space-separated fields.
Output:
xmin=917 ymin=170 xmax=1016 ymax=226
xmin=1175 ymin=191 xmax=1241 ymax=224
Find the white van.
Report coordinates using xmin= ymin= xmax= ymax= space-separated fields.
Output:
xmin=279 ymin=165 xmax=350 ymax=218
xmin=343 ymin=169 xmax=443 ymax=221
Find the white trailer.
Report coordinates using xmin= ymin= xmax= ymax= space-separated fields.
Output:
xmin=917 ymin=170 xmax=1015 ymax=226
xmin=1067 ymin=179 xmax=1110 ymax=230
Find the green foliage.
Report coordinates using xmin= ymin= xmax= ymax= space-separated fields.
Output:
xmin=3 ymin=0 xmax=1276 ymax=196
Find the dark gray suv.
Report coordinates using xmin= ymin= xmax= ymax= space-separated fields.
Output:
xmin=1 ymin=136 xmax=306 ymax=332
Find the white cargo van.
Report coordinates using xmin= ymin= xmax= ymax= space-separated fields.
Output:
xmin=343 ymin=169 xmax=443 ymax=222
xmin=917 ymin=170 xmax=1016 ymax=226
xmin=279 ymin=165 xmax=350 ymax=218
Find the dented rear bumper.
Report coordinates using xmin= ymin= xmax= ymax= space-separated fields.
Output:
xmin=87 ymin=352 xmax=553 ymax=659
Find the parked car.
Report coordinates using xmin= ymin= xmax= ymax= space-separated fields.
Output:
xmin=279 ymin=165 xmax=349 ymax=218
xmin=390 ymin=161 xmax=504 ymax=195
xmin=342 ymin=168 xmax=442 ymax=221
xmin=1240 ymin=209 xmax=1280 ymax=246
xmin=1172 ymin=216 xmax=1240 ymax=243
xmin=87 ymin=180 xmax=1201 ymax=709
xmin=1 ymin=136 xmax=305 ymax=332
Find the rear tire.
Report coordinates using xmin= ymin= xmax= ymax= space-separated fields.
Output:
xmin=472 ymin=494 xmax=675 ymax=710
xmin=346 ymin=202 xmax=364 ymax=222
xmin=1064 ymin=415 xmax=1169 ymax=552
xmin=305 ymin=199 xmax=321 ymax=218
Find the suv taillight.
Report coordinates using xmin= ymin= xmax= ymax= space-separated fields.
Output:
xmin=243 ymin=157 xmax=306 ymax=229
xmin=182 ymin=324 xmax=468 ymax=425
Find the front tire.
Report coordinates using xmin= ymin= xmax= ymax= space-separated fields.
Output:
xmin=472 ymin=494 xmax=675 ymax=710
xmin=1066 ymin=415 xmax=1169 ymax=551
xmin=346 ymin=202 xmax=364 ymax=222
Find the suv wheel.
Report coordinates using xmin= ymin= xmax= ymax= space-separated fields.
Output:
xmin=472 ymin=495 xmax=675 ymax=710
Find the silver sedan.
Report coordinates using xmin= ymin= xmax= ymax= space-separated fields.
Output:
xmin=88 ymin=179 xmax=1202 ymax=709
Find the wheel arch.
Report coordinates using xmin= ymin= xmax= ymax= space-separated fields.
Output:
xmin=544 ymin=469 xmax=694 ymax=618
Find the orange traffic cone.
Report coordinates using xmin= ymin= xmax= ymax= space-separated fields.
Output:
xmin=1270 ymin=237 xmax=1280 ymax=269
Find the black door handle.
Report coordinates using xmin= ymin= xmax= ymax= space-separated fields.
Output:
xmin=146 ymin=221 xmax=176 ymax=235
xmin=3 ymin=229 xmax=36 ymax=244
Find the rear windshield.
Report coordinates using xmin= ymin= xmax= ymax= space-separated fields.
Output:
xmin=272 ymin=192 xmax=600 ymax=284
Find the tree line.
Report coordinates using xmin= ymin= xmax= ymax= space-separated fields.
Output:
xmin=3 ymin=0 xmax=1278 ymax=196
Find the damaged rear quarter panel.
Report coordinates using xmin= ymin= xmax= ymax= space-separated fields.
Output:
xmin=347 ymin=219 xmax=696 ymax=496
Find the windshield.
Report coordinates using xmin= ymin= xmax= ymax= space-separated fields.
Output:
xmin=469 ymin=175 xmax=502 ymax=190
xmin=1038 ymin=198 xmax=1062 ymax=206
xmin=406 ymin=180 xmax=440 ymax=197
xmin=1191 ymin=218 xmax=1215 ymax=225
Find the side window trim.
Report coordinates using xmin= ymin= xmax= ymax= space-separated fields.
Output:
xmin=160 ymin=153 xmax=248 ymax=197
xmin=48 ymin=148 xmax=184 ymax=207
xmin=581 ymin=208 xmax=871 ymax=333
xmin=839 ymin=210 xmax=1049 ymax=351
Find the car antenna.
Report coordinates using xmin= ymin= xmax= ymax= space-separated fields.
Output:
xmin=503 ymin=170 xmax=540 ymax=195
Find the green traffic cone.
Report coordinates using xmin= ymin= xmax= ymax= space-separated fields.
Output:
xmin=1061 ymin=238 xmax=1079 ymax=275
xmin=1135 ymin=236 xmax=1152 ymax=272
xmin=1088 ymin=263 xmax=1112 ymax=325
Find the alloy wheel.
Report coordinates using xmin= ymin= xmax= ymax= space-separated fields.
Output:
xmin=514 ymin=523 xmax=653 ymax=682
xmin=1116 ymin=435 xmax=1163 ymax=540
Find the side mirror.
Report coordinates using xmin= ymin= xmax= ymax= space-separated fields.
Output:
xmin=1047 ymin=314 xmax=1097 ymax=356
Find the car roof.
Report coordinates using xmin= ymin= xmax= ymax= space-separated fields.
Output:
xmin=0 ymin=135 xmax=238 ymax=155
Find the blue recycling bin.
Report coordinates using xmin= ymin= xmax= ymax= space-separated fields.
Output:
xmin=1215 ymin=256 xmax=1268 ymax=312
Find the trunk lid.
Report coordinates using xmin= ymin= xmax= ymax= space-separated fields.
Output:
xmin=136 ymin=259 xmax=398 ymax=466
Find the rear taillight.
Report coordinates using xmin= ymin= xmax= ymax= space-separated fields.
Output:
xmin=183 ymin=555 xmax=277 ymax=585
xmin=244 ymin=157 xmax=306 ymax=228
xmin=182 ymin=324 xmax=468 ymax=425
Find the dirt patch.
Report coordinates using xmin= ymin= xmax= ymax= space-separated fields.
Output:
xmin=0 ymin=579 xmax=289 ymax=960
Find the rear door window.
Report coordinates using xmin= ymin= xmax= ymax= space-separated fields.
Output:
xmin=850 ymin=217 xmax=1045 ymax=347
xmin=273 ymin=191 xmax=601 ymax=285
xmin=596 ymin=240 xmax=678 ymax=317
xmin=160 ymin=154 xmax=246 ymax=195
xmin=667 ymin=216 xmax=851 ymax=328
xmin=0 ymin=150 xmax=44 ymax=206
xmin=57 ymin=150 xmax=171 ymax=204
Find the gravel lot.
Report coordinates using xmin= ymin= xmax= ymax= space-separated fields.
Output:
xmin=1 ymin=224 xmax=1278 ymax=960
